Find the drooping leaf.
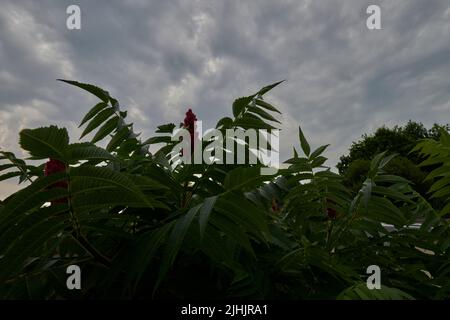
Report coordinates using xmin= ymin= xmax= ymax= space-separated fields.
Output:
xmin=58 ymin=79 xmax=110 ymax=103
xmin=257 ymin=80 xmax=285 ymax=96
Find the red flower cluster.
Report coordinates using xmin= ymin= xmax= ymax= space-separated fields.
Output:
xmin=44 ymin=158 xmax=68 ymax=204
xmin=44 ymin=158 xmax=66 ymax=176
xmin=182 ymin=108 xmax=197 ymax=155
xmin=183 ymin=108 xmax=197 ymax=136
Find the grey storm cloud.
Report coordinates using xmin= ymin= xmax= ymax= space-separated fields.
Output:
xmin=1 ymin=0 xmax=450 ymax=199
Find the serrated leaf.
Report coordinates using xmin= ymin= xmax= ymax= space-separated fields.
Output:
xmin=78 ymin=102 xmax=108 ymax=127
xmin=156 ymin=123 xmax=176 ymax=133
xmin=67 ymin=143 xmax=114 ymax=162
xmin=80 ymin=108 xmax=115 ymax=139
xmin=106 ymin=127 xmax=130 ymax=152
xmin=20 ymin=126 xmax=69 ymax=160
xmin=58 ymin=79 xmax=110 ymax=102
xmin=255 ymin=99 xmax=281 ymax=114
xmin=70 ymin=166 xmax=162 ymax=209
xmin=233 ymin=96 xmax=254 ymax=117
xmin=247 ymin=106 xmax=280 ymax=123
xmin=233 ymin=116 xmax=275 ymax=130
xmin=91 ymin=116 xmax=119 ymax=143
xmin=257 ymin=80 xmax=285 ymax=96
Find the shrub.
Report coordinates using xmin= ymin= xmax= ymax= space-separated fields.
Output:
xmin=0 ymin=80 xmax=449 ymax=299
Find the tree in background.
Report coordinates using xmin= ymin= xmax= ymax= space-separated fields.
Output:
xmin=337 ymin=121 xmax=450 ymax=206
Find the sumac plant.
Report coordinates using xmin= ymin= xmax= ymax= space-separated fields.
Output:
xmin=0 ymin=79 xmax=449 ymax=299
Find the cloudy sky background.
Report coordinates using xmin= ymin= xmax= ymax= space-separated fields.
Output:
xmin=1 ymin=0 xmax=450 ymax=199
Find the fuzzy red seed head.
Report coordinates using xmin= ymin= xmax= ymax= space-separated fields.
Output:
xmin=44 ymin=158 xmax=68 ymax=204
xmin=44 ymin=158 xmax=66 ymax=176
xmin=182 ymin=108 xmax=198 ymax=155
xmin=183 ymin=108 xmax=197 ymax=134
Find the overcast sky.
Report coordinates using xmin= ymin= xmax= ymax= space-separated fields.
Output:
xmin=1 ymin=0 xmax=450 ymax=199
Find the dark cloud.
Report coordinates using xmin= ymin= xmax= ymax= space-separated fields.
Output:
xmin=1 ymin=0 xmax=450 ymax=198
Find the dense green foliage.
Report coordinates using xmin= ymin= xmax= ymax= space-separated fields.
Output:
xmin=0 ymin=80 xmax=449 ymax=299
xmin=338 ymin=121 xmax=449 ymax=205
xmin=337 ymin=121 xmax=449 ymax=175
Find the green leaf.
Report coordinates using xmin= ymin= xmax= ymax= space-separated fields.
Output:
xmin=67 ymin=143 xmax=114 ymax=162
xmin=70 ymin=166 xmax=161 ymax=209
xmin=91 ymin=116 xmax=119 ymax=143
xmin=208 ymin=214 xmax=254 ymax=256
xmin=367 ymin=196 xmax=407 ymax=226
xmin=0 ymin=215 xmax=69 ymax=283
xmin=298 ymin=126 xmax=310 ymax=156
xmin=247 ymin=106 xmax=280 ymax=123
xmin=310 ymin=156 xmax=327 ymax=168
xmin=379 ymin=153 xmax=398 ymax=169
xmin=156 ymin=123 xmax=176 ymax=133
xmin=233 ymin=96 xmax=254 ymax=118
xmin=224 ymin=167 xmax=272 ymax=192
xmin=106 ymin=127 xmax=130 ymax=152
xmin=0 ymin=164 xmax=16 ymax=171
xmin=155 ymin=205 xmax=202 ymax=294
xmin=142 ymin=136 xmax=172 ymax=145
xmin=439 ymin=201 xmax=450 ymax=217
xmin=0 ymin=172 xmax=68 ymax=227
xmin=424 ymin=165 xmax=450 ymax=181
xmin=372 ymin=186 xmax=414 ymax=204
xmin=310 ymin=144 xmax=329 ymax=159
xmin=127 ymin=223 xmax=174 ymax=292
xmin=257 ymin=80 xmax=284 ymax=96
xmin=80 ymin=108 xmax=115 ymax=139
xmin=373 ymin=175 xmax=411 ymax=184
xmin=20 ymin=126 xmax=69 ymax=160
xmin=199 ymin=196 xmax=218 ymax=239
xmin=361 ymin=178 xmax=373 ymax=210
xmin=337 ymin=283 xmax=414 ymax=300
xmin=0 ymin=171 xmax=22 ymax=182
xmin=233 ymin=116 xmax=275 ymax=130
xmin=254 ymin=99 xmax=281 ymax=114
xmin=370 ymin=151 xmax=387 ymax=172
xmin=215 ymin=194 xmax=269 ymax=241
xmin=78 ymin=102 xmax=108 ymax=127
xmin=58 ymin=79 xmax=110 ymax=102
xmin=216 ymin=117 xmax=233 ymax=129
